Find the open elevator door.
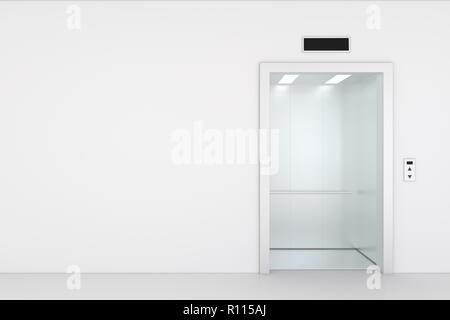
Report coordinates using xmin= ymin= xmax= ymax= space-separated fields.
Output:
xmin=259 ymin=63 xmax=393 ymax=273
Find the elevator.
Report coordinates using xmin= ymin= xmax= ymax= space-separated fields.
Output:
xmin=259 ymin=63 xmax=393 ymax=272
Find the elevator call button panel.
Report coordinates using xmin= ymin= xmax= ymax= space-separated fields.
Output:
xmin=404 ymin=158 xmax=416 ymax=182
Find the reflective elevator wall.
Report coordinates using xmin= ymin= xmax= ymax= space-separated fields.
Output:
xmin=269 ymin=73 xmax=383 ymax=270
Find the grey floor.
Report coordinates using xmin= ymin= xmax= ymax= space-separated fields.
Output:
xmin=1 ymin=272 xmax=450 ymax=299
xmin=270 ymin=249 xmax=373 ymax=270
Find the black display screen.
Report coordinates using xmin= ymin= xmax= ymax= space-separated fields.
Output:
xmin=303 ymin=37 xmax=350 ymax=51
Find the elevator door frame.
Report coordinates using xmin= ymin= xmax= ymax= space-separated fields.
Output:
xmin=259 ymin=62 xmax=394 ymax=274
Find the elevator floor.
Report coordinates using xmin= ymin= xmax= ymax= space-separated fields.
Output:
xmin=270 ymin=249 xmax=374 ymax=270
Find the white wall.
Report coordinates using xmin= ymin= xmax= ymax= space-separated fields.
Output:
xmin=0 ymin=1 xmax=450 ymax=273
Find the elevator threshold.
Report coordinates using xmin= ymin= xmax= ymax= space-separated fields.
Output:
xmin=270 ymin=248 xmax=375 ymax=270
